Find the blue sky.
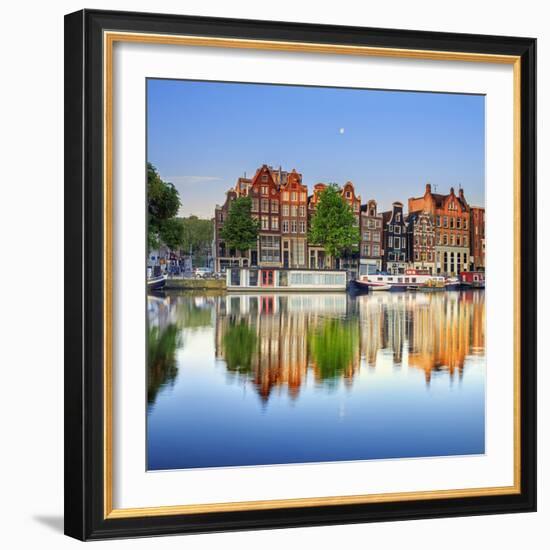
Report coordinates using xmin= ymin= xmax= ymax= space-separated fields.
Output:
xmin=147 ymin=79 xmax=485 ymax=218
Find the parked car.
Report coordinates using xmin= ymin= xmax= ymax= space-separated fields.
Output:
xmin=194 ymin=267 xmax=213 ymax=279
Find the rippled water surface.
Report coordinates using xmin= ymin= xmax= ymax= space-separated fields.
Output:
xmin=147 ymin=290 xmax=485 ymax=470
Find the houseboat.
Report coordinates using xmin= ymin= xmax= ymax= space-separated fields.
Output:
xmin=459 ymin=271 xmax=485 ymax=289
xmin=226 ymin=268 xmax=348 ymax=292
xmin=354 ymin=269 xmax=446 ymax=292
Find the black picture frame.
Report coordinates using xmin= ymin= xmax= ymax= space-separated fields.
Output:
xmin=64 ymin=8 xmax=536 ymax=541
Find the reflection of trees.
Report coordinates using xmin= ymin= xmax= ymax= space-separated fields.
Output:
xmin=309 ymin=319 xmax=359 ymax=386
xmin=147 ymin=324 xmax=181 ymax=405
xmin=215 ymin=291 xmax=485 ymax=399
xmin=222 ymin=318 xmax=257 ymax=374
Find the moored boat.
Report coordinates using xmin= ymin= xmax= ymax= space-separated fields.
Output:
xmin=356 ymin=269 xmax=445 ymax=292
xmin=445 ymin=276 xmax=462 ymax=291
xmin=459 ymin=271 xmax=485 ymax=289
xmin=353 ymin=277 xmax=391 ymax=291
xmin=147 ymin=273 xmax=168 ymax=291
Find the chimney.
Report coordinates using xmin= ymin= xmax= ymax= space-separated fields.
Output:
xmin=450 ymin=186 xmax=455 ymax=195
xmin=425 ymin=183 xmax=431 ymax=194
xmin=459 ymin=188 xmax=465 ymax=200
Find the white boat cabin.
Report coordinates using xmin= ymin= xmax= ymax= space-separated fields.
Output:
xmin=226 ymin=268 xmax=347 ymax=291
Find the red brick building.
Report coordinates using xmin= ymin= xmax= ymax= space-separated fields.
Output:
xmin=360 ymin=200 xmax=383 ymax=273
xmin=470 ymin=206 xmax=485 ymax=271
xmin=248 ymin=165 xmax=282 ymax=267
xmin=408 ymin=184 xmax=470 ymax=275
xmin=280 ymin=169 xmax=308 ymax=268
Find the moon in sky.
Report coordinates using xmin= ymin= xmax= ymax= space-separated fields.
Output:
xmin=339 ymin=127 xmax=345 ymax=134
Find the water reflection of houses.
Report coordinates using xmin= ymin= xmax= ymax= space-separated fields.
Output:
xmin=406 ymin=292 xmax=485 ymax=383
xmin=213 ymin=290 xmax=485 ymax=399
xmin=215 ymin=293 xmax=357 ymax=401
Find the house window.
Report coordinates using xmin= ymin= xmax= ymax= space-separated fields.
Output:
xmin=291 ymin=191 xmax=297 ymax=201
xmin=261 ymin=185 xmax=268 ymax=195
xmin=271 ymin=218 xmax=279 ymax=230
xmin=290 ymin=205 xmax=298 ymax=217
xmin=299 ymin=221 xmax=306 ymax=233
xmin=396 ymin=213 xmax=401 ymax=222
xmin=464 ymin=219 xmax=468 ymax=230
xmin=291 ymin=220 xmax=297 ymax=233
xmin=282 ymin=191 xmax=289 ymax=201
xmin=346 ymin=191 xmax=351 ymax=198
xmin=363 ymin=244 xmax=371 ymax=256
xmin=293 ymin=240 xmax=305 ymax=265
xmin=261 ymin=199 xmax=269 ymax=212
xmin=450 ymin=235 xmax=455 ymax=246
xmin=457 ymin=218 xmax=461 ymax=229
xmin=395 ymin=226 xmax=401 ymax=234
xmin=282 ymin=204 xmax=289 ymax=216
xmin=251 ymin=199 xmax=259 ymax=212
xmin=394 ymin=237 xmax=400 ymax=249
xmin=372 ymin=244 xmax=380 ymax=256
xmin=261 ymin=216 xmax=269 ymax=230
xmin=443 ymin=234 xmax=448 ymax=245
xmin=388 ymin=236 xmax=393 ymax=247
xmin=301 ymin=192 xmax=307 ymax=201
xmin=260 ymin=235 xmax=280 ymax=262
xmin=298 ymin=205 xmax=305 ymax=217
xmin=261 ymin=174 xmax=268 ymax=182
xmin=450 ymin=217 xmax=455 ymax=229
xmin=436 ymin=216 xmax=441 ymax=226
xmin=271 ymin=200 xmax=279 ymax=213
xmin=373 ymin=233 xmax=380 ymax=242
xmin=457 ymin=236 xmax=461 ymax=246
xmin=415 ymin=252 xmax=419 ymax=260
xmin=282 ymin=220 xmax=289 ymax=233
xmin=364 ymin=231 xmax=371 ymax=241
xmin=443 ymin=217 xmax=448 ymax=227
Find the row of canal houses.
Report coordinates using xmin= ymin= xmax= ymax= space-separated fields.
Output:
xmin=214 ymin=164 xmax=485 ymax=276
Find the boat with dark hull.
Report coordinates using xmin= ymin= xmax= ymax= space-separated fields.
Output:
xmin=147 ymin=274 xmax=168 ymax=291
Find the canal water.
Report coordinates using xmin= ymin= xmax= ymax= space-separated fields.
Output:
xmin=147 ymin=290 xmax=485 ymax=470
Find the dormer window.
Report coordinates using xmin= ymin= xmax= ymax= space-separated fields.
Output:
xmin=262 ymin=174 xmax=268 ymax=182
xmin=396 ymin=213 xmax=401 ymax=222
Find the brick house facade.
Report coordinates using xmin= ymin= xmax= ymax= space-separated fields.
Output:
xmin=408 ymin=184 xmax=470 ymax=275
xmin=382 ymin=202 xmax=408 ymax=274
xmin=470 ymin=206 xmax=485 ymax=271
xmin=359 ymin=200 xmax=383 ymax=273
xmin=406 ymin=211 xmax=435 ymax=273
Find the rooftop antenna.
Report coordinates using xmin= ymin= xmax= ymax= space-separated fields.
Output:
xmin=433 ymin=183 xmax=438 ymax=193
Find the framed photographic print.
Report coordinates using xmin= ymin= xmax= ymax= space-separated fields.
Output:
xmin=64 ymin=9 xmax=537 ymax=540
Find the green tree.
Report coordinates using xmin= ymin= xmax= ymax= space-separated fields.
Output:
xmin=220 ymin=196 xmax=259 ymax=253
xmin=147 ymin=162 xmax=182 ymax=250
xmin=159 ymin=217 xmax=184 ymax=251
xmin=180 ymin=216 xmax=214 ymax=264
xmin=308 ymin=184 xmax=360 ymax=265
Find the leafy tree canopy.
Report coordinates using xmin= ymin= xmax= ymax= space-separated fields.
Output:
xmin=219 ymin=196 xmax=259 ymax=253
xmin=180 ymin=215 xmax=214 ymax=254
xmin=308 ymin=183 xmax=360 ymax=259
xmin=147 ymin=162 xmax=181 ymax=250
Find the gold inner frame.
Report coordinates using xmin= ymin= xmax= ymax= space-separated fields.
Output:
xmin=103 ymin=30 xmax=522 ymax=519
